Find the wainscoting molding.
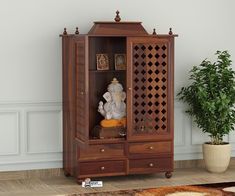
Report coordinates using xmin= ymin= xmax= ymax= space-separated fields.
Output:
xmin=0 ymin=111 xmax=20 ymax=156
xmin=25 ymin=109 xmax=62 ymax=154
xmin=0 ymin=101 xmax=62 ymax=171
xmin=174 ymin=157 xmax=235 ymax=169
xmin=174 ymin=100 xmax=235 ymax=160
xmin=0 ymin=100 xmax=234 ymax=171
xmin=0 ymin=168 xmax=63 ymax=181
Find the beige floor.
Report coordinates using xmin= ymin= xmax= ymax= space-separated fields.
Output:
xmin=0 ymin=168 xmax=235 ymax=196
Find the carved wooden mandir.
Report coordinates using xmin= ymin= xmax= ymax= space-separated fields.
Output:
xmin=61 ymin=12 xmax=177 ymax=182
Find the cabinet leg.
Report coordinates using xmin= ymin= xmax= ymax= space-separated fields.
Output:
xmin=165 ymin=171 xmax=172 ymax=179
xmin=77 ymin=177 xmax=92 ymax=185
xmin=64 ymin=170 xmax=71 ymax=177
xmin=76 ymin=178 xmax=84 ymax=185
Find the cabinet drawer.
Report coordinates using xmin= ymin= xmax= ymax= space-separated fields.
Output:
xmin=79 ymin=160 xmax=125 ymax=176
xmin=79 ymin=144 xmax=124 ymax=159
xmin=129 ymin=141 xmax=171 ymax=155
xmin=129 ymin=157 xmax=172 ymax=174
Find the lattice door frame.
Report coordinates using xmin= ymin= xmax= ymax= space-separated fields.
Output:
xmin=126 ymin=37 xmax=174 ymax=141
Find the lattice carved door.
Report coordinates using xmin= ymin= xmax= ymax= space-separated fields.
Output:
xmin=127 ymin=37 xmax=172 ymax=140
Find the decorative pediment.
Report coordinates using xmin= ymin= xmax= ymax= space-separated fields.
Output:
xmin=88 ymin=11 xmax=148 ymax=36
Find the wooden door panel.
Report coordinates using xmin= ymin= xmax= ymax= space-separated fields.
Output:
xmin=75 ymin=36 xmax=89 ymax=144
xmin=127 ymin=37 xmax=172 ymax=141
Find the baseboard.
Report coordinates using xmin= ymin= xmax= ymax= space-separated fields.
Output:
xmin=0 ymin=168 xmax=63 ymax=181
xmin=1 ymin=158 xmax=234 ymax=180
xmin=174 ymin=157 xmax=235 ymax=169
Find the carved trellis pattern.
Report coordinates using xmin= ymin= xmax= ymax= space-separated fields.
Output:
xmin=132 ymin=43 xmax=168 ymax=134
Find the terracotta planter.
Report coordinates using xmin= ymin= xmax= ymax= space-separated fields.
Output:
xmin=203 ymin=143 xmax=231 ymax=173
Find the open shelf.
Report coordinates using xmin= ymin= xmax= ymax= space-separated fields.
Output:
xmin=88 ymin=36 xmax=127 ymax=139
xmin=89 ymin=70 xmax=126 ymax=73
xmin=89 ymin=37 xmax=126 ymax=71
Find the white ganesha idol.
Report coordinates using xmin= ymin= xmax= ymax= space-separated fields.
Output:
xmin=98 ymin=78 xmax=126 ymax=120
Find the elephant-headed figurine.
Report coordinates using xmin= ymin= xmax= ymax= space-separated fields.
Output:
xmin=98 ymin=78 xmax=126 ymax=126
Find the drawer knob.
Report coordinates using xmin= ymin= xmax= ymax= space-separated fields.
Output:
xmin=149 ymin=146 xmax=154 ymax=150
xmin=100 ymin=166 xmax=105 ymax=171
xmin=80 ymin=91 xmax=84 ymax=95
xmin=149 ymin=163 xmax=154 ymax=167
xmin=100 ymin=148 xmax=105 ymax=153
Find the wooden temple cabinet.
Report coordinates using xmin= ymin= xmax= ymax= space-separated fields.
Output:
xmin=61 ymin=12 xmax=177 ymax=182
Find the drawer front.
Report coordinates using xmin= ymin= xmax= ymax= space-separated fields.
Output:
xmin=79 ymin=160 xmax=125 ymax=176
xmin=129 ymin=157 xmax=172 ymax=174
xmin=79 ymin=144 xmax=124 ymax=159
xmin=129 ymin=141 xmax=171 ymax=155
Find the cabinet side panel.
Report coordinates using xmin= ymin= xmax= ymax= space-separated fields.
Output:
xmin=168 ymin=37 xmax=175 ymax=167
xmin=62 ymin=36 xmax=76 ymax=176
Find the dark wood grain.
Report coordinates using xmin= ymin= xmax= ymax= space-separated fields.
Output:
xmin=61 ymin=15 xmax=176 ymax=182
xmin=88 ymin=22 xmax=148 ymax=35
xmin=62 ymin=36 xmax=76 ymax=176
xmin=79 ymin=144 xmax=125 ymax=160
xmin=129 ymin=157 xmax=172 ymax=174
xmin=128 ymin=141 xmax=172 ymax=155
xmin=126 ymin=37 xmax=173 ymax=141
xmin=74 ymin=36 xmax=89 ymax=144
xmin=79 ymin=160 xmax=126 ymax=176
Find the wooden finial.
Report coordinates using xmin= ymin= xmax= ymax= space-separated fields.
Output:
xmin=152 ymin=28 xmax=157 ymax=35
xmin=114 ymin=10 xmax=121 ymax=22
xmin=63 ymin=28 xmax=67 ymax=35
xmin=75 ymin=27 xmax=79 ymax=35
xmin=169 ymin=28 xmax=173 ymax=35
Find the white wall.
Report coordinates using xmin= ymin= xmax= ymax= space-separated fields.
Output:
xmin=0 ymin=0 xmax=234 ymax=171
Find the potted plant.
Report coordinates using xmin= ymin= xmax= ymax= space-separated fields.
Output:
xmin=178 ymin=50 xmax=235 ymax=173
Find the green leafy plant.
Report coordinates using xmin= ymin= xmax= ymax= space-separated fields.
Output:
xmin=178 ymin=51 xmax=235 ymax=145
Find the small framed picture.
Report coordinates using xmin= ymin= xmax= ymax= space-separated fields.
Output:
xmin=115 ymin=54 xmax=127 ymax=70
xmin=96 ymin=54 xmax=109 ymax=70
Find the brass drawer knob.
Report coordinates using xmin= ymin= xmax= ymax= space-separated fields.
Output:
xmin=80 ymin=91 xmax=84 ymax=95
xmin=100 ymin=148 xmax=105 ymax=153
xmin=149 ymin=146 xmax=154 ymax=150
xmin=100 ymin=166 xmax=105 ymax=171
xmin=149 ymin=163 xmax=154 ymax=167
